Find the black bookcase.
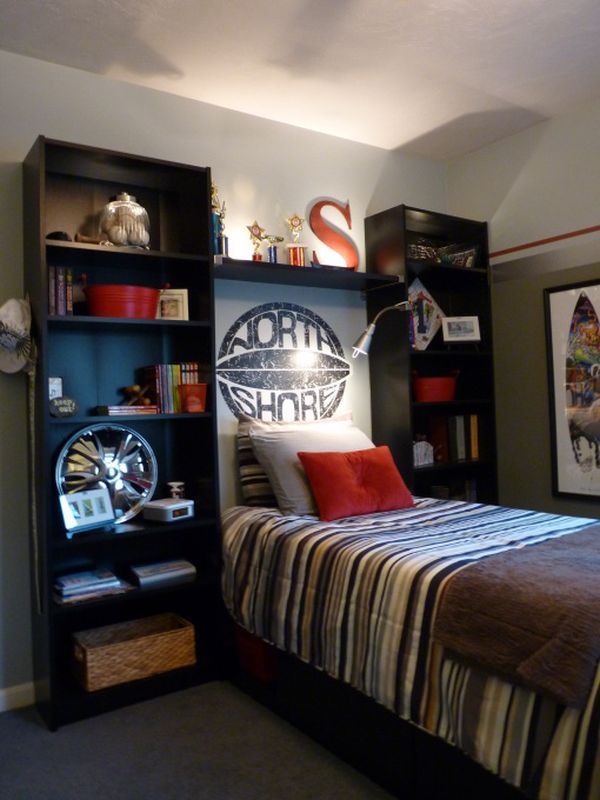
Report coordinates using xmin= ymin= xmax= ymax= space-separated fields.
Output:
xmin=365 ymin=204 xmax=498 ymax=504
xmin=23 ymin=137 xmax=223 ymax=729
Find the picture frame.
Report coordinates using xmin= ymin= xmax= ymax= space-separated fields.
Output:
xmin=59 ymin=486 xmax=115 ymax=538
xmin=544 ymin=279 xmax=600 ymax=499
xmin=156 ymin=288 xmax=189 ymax=321
xmin=441 ymin=316 xmax=481 ymax=342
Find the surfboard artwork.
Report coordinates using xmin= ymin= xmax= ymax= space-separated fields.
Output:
xmin=564 ymin=290 xmax=600 ymax=483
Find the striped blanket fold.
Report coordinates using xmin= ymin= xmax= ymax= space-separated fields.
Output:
xmin=433 ymin=524 xmax=600 ymax=708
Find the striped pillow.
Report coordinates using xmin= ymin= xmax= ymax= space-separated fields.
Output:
xmin=237 ymin=418 xmax=277 ymax=507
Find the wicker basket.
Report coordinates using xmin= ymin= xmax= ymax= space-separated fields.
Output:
xmin=72 ymin=613 xmax=196 ymax=692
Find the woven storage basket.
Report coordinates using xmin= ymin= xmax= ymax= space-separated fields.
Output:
xmin=72 ymin=613 xmax=196 ymax=692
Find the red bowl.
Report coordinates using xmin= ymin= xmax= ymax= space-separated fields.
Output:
xmin=84 ymin=285 xmax=159 ymax=319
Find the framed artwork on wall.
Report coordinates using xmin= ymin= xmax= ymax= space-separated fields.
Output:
xmin=544 ymin=279 xmax=600 ymax=499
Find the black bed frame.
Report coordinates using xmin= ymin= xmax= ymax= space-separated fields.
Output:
xmin=232 ymin=640 xmax=527 ymax=800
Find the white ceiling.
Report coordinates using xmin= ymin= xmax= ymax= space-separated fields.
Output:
xmin=2 ymin=0 xmax=600 ymax=159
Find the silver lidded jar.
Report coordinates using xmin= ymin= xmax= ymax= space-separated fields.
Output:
xmin=99 ymin=192 xmax=150 ymax=248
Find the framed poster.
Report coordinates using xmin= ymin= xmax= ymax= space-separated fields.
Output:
xmin=544 ymin=280 xmax=600 ymax=499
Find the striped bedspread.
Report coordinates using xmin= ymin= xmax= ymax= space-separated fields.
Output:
xmin=221 ymin=498 xmax=600 ymax=800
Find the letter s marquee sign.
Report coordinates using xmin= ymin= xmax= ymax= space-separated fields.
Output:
xmin=308 ymin=198 xmax=359 ymax=270
xmin=217 ymin=302 xmax=351 ymax=422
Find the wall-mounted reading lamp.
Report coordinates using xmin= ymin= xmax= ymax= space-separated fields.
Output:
xmin=351 ymin=301 xmax=412 ymax=358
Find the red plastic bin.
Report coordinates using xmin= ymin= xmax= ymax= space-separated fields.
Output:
xmin=413 ymin=370 xmax=459 ymax=403
xmin=84 ymin=284 xmax=160 ymax=319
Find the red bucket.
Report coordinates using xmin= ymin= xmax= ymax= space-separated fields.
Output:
xmin=413 ymin=370 xmax=459 ymax=403
xmin=85 ymin=285 xmax=160 ymax=319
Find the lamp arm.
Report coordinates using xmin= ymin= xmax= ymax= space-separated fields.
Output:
xmin=371 ymin=300 xmax=411 ymax=325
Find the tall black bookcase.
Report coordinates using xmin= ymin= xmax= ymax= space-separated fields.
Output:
xmin=365 ymin=204 xmax=498 ymax=504
xmin=23 ymin=137 xmax=223 ymax=729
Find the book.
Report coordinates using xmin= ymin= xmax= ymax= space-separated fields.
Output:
xmin=95 ymin=404 xmax=158 ymax=416
xmin=55 ymin=568 xmax=117 ymax=591
xmin=48 ymin=266 xmax=56 ymax=315
xmin=56 ymin=266 xmax=66 ymax=315
xmin=54 ymin=568 xmax=122 ymax=598
xmin=429 ymin=414 xmax=449 ymax=462
xmin=65 ymin=269 xmax=73 ymax=315
xmin=130 ymin=559 xmax=196 ymax=588
xmin=54 ymin=579 xmax=133 ymax=605
xmin=469 ymin=414 xmax=479 ymax=459
xmin=448 ymin=415 xmax=466 ymax=461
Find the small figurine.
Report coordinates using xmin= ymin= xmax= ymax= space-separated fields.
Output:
xmin=121 ymin=384 xmax=151 ymax=406
xmin=167 ymin=481 xmax=185 ymax=499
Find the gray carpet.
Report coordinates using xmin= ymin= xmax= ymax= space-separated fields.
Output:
xmin=0 ymin=681 xmax=394 ymax=799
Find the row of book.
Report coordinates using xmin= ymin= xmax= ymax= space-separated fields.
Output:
xmin=429 ymin=413 xmax=479 ymax=463
xmin=48 ymin=266 xmax=73 ymax=316
xmin=53 ymin=560 xmax=197 ymax=606
xmin=137 ymin=363 xmax=207 ymax=414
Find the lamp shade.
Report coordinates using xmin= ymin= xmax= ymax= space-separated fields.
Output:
xmin=351 ymin=323 xmax=376 ymax=358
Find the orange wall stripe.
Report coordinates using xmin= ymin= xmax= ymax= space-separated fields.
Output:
xmin=490 ymin=224 xmax=600 ymax=258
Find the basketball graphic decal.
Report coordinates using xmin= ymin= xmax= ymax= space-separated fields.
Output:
xmin=217 ymin=302 xmax=351 ymax=421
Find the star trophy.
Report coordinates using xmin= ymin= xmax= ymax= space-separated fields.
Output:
xmin=211 ymin=182 xmax=228 ymax=258
xmin=264 ymin=233 xmax=284 ymax=263
xmin=286 ymin=213 xmax=306 ymax=266
xmin=247 ymin=220 xmax=266 ymax=261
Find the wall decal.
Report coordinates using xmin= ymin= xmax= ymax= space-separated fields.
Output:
xmin=217 ymin=302 xmax=351 ymax=421
xmin=308 ymin=198 xmax=359 ymax=270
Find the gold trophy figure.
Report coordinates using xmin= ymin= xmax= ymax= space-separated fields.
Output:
xmin=247 ymin=220 xmax=266 ymax=261
xmin=286 ymin=213 xmax=306 ymax=266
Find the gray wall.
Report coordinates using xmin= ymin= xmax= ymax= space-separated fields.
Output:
xmin=492 ymin=260 xmax=600 ymax=517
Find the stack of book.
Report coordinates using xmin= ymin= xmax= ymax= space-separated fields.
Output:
xmin=95 ymin=404 xmax=158 ymax=416
xmin=429 ymin=413 xmax=479 ymax=463
xmin=130 ymin=559 xmax=196 ymax=589
xmin=54 ymin=568 xmax=132 ymax=605
xmin=136 ymin=363 xmax=207 ymax=413
xmin=48 ymin=266 xmax=74 ymax=316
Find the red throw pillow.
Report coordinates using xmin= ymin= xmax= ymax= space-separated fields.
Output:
xmin=297 ymin=445 xmax=414 ymax=521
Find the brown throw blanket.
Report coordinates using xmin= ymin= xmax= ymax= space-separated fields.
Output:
xmin=433 ymin=524 xmax=600 ymax=707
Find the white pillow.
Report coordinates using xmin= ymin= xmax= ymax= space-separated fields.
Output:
xmin=248 ymin=418 xmax=374 ymax=515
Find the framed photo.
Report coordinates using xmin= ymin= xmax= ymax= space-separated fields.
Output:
xmin=157 ymin=288 xmax=189 ymax=321
xmin=544 ymin=280 xmax=600 ymax=499
xmin=59 ymin=486 xmax=115 ymax=538
xmin=441 ymin=316 xmax=481 ymax=342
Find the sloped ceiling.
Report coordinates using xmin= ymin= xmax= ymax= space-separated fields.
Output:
xmin=2 ymin=0 xmax=600 ymax=158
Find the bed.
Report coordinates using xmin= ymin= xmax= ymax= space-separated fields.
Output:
xmin=221 ymin=417 xmax=600 ymax=800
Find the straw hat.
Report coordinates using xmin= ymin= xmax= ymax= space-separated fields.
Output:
xmin=0 ymin=298 xmax=33 ymax=373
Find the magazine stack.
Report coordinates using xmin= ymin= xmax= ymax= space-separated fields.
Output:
xmin=54 ymin=568 xmax=131 ymax=605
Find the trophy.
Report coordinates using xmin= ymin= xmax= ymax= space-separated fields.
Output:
xmin=286 ymin=213 xmax=306 ymax=267
xmin=247 ymin=220 xmax=266 ymax=260
xmin=211 ymin=182 xmax=228 ymax=257
xmin=264 ymin=233 xmax=284 ymax=263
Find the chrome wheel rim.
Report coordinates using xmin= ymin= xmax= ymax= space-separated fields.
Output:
xmin=55 ymin=424 xmax=158 ymax=523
